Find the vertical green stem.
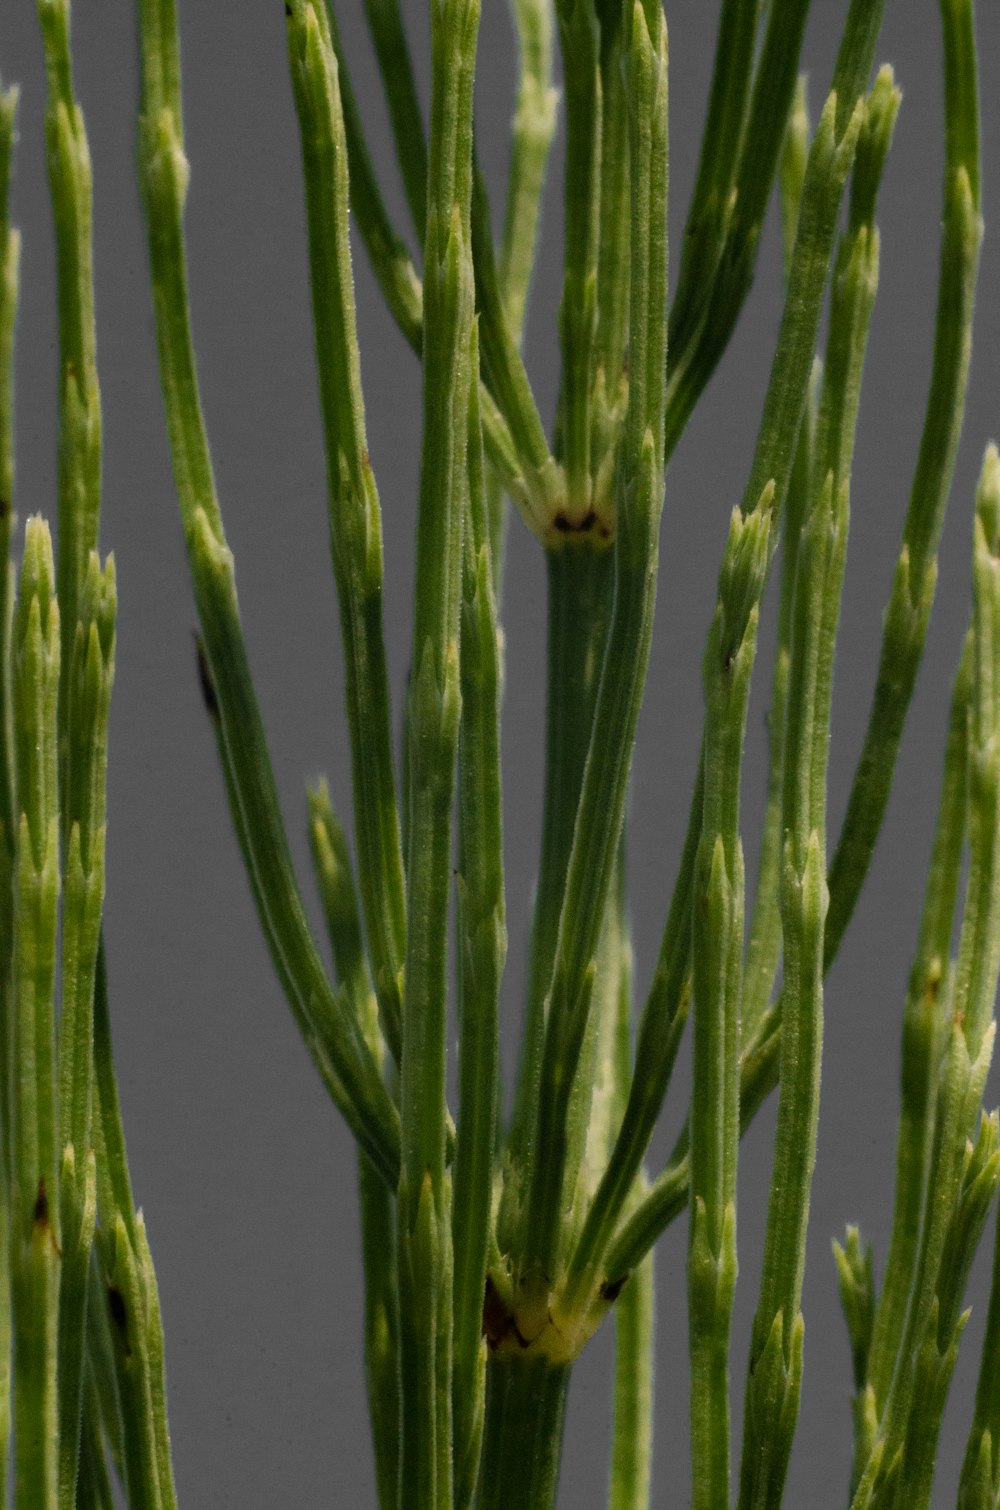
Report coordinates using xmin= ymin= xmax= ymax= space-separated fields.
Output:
xmin=0 ymin=83 xmax=19 ymax=1509
xmin=825 ymin=0 xmax=982 ymax=965
xmin=501 ymin=0 xmax=557 ymax=344
xmin=361 ymin=0 xmax=428 ymax=243
xmin=396 ymin=0 xmax=481 ymax=1501
xmin=688 ymin=489 xmax=770 ymax=1510
xmin=288 ymin=0 xmax=408 ymax=1061
xmin=499 ymin=543 xmax=612 ymax=1260
xmin=308 ymin=786 xmax=400 ymax=1510
xmin=555 ymin=0 xmax=601 ymax=513
xmin=37 ymin=0 xmax=102 ymax=717
xmin=864 ymin=637 xmax=972 ymax=1419
xmin=609 ymin=1255 xmax=654 ymax=1510
xmin=452 ymin=343 xmax=505 ymax=1509
xmin=477 ymin=1355 xmax=571 ymax=1510
xmin=11 ymin=521 xmax=61 ymax=1510
xmin=667 ymin=0 xmax=761 ymax=360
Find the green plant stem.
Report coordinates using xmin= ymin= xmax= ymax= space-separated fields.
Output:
xmin=864 ymin=635 xmax=973 ymax=1419
xmin=452 ymin=344 xmax=505 ymax=1510
xmin=561 ymin=765 xmax=695 ymax=1306
xmin=737 ymin=461 xmax=849 ymax=1510
xmin=742 ymin=81 xmax=813 ymax=1045
xmin=0 ymin=83 xmax=19 ymax=1507
xmin=500 ymin=0 xmax=557 ymax=344
xmin=688 ymin=482 xmax=771 ymax=1510
xmin=608 ymin=1251 xmax=654 ymax=1510
xmin=477 ymin=1354 xmax=571 ymax=1510
xmin=323 ymin=2 xmax=424 ymax=348
xmin=136 ymin=0 xmax=399 ymax=1186
xmin=396 ymin=0 xmax=480 ymax=1501
xmin=958 ymin=1192 xmax=1000 ymax=1508
xmin=321 ymin=4 xmax=555 ymax=538
xmin=498 ymin=543 xmax=613 ymax=1260
xmin=664 ymin=0 xmax=885 ymax=464
xmin=479 ymin=0 xmax=557 ymax=579
xmin=825 ymin=0 xmax=982 ymax=966
xmin=517 ymin=0 xmax=668 ymax=1292
xmin=89 ymin=944 xmax=177 ymax=1505
xmin=11 ymin=521 xmax=61 ymax=1510
xmin=308 ymin=785 xmax=400 ymax=1510
xmin=345 ymin=0 xmax=562 ymax=544
xmin=36 ymin=0 xmax=102 ymax=710
xmin=470 ymin=167 xmax=560 ymax=528
xmin=664 ymin=0 xmax=812 ymax=460
xmin=570 ymin=76 xmax=864 ymax=1305
xmin=667 ymin=0 xmax=761 ymax=362
xmin=555 ymin=0 xmax=601 ymax=513
xmin=56 ymin=1144 xmax=95 ymax=1510
xmin=361 ymin=0 xmax=427 ymax=244
xmin=737 ymin=73 xmax=890 ymax=1495
xmin=850 ymin=449 xmax=1000 ymax=1509
xmin=592 ymin=22 xmax=630 ymax=481
xmin=288 ymin=0 xmax=408 ymax=1063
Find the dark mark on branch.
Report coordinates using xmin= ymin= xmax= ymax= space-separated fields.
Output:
xmin=195 ymin=636 xmax=220 ymax=722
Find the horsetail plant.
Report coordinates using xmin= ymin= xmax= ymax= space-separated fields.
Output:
xmin=1 ymin=4 xmax=177 ymax=1504
xmin=2 ymin=0 xmax=1000 ymax=1504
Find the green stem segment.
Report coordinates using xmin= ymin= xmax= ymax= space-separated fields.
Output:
xmin=396 ymin=0 xmax=481 ymax=1503
xmin=477 ymin=1355 xmax=571 ymax=1510
xmin=688 ymin=487 xmax=770 ymax=1510
xmin=136 ymin=0 xmax=399 ymax=1187
xmin=361 ymin=0 xmax=428 ymax=244
xmin=555 ymin=0 xmax=601 ymax=514
xmin=517 ymin=0 xmax=668 ymax=1299
xmin=825 ymin=0 xmax=982 ymax=967
xmin=452 ymin=339 xmax=505 ymax=1509
xmin=308 ymin=786 xmax=401 ymax=1510
xmin=288 ymin=0 xmax=408 ymax=1064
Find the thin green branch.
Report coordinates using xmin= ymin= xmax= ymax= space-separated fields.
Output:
xmin=0 ymin=84 xmax=19 ymax=1506
xmin=516 ymin=0 xmax=668 ymax=1303
xmin=470 ymin=166 xmax=561 ymax=527
xmin=497 ymin=543 xmax=613 ymax=1264
xmin=36 ymin=0 xmax=102 ymax=707
xmin=452 ymin=333 xmax=505 ymax=1509
xmin=500 ymin=0 xmax=558 ymax=342
xmin=324 ymin=1 xmax=556 ymax=538
xmin=361 ymin=0 xmax=428 ymax=243
xmin=567 ymin=78 xmax=863 ymax=1307
xmin=864 ymin=635 xmax=973 ymax=1421
xmin=850 ymin=447 xmax=1000 ymax=1509
xmin=958 ymin=1178 xmax=1000 ymax=1508
xmin=667 ymin=0 xmax=762 ymax=362
xmin=11 ymin=521 xmax=61 ymax=1510
xmin=288 ymin=1 xmax=407 ymax=1063
xmin=308 ymin=785 xmax=400 ymax=1510
xmin=324 ymin=2 xmax=424 ymax=347
xmin=136 ymin=0 xmax=399 ymax=1186
xmin=396 ymin=0 xmax=481 ymax=1501
xmin=554 ymin=0 xmax=602 ymax=513
xmin=825 ymin=0 xmax=982 ymax=966
xmin=688 ymin=482 xmax=771 ymax=1510
xmin=664 ymin=0 xmax=885 ymax=463
xmin=609 ymin=1250 xmax=654 ymax=1510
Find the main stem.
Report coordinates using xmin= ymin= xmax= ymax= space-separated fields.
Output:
xmin=476 ymin=1355 xmax=571 ymax=1510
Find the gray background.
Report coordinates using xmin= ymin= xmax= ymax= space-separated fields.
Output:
xmin=3 ymin=0 xmax=1000 ymax=1504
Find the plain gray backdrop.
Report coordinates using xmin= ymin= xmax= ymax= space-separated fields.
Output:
xmin=3 ymin=0 xmax=1000 ymax=1504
